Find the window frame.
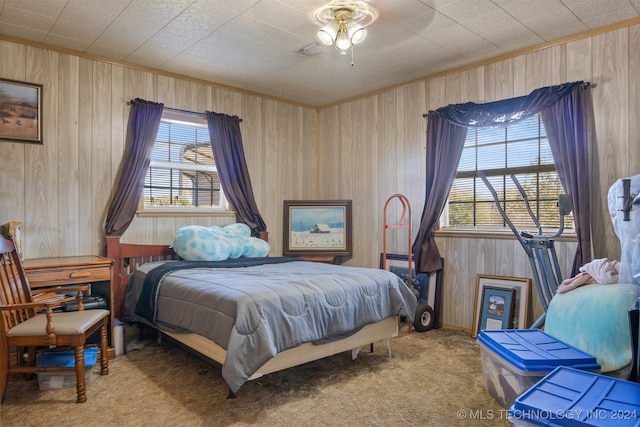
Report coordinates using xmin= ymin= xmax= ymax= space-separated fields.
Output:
xmin=439 ymin=114 xmax=574 ymax=237
xmin=137 ymin=111 xmax=233 ymax=218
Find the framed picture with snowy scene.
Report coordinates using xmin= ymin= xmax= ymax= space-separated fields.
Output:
xmin=283 ymin=200 xmax=352 ymax=257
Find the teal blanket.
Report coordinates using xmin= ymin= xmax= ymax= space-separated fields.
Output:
xmin=545 ymin=283 xmax=636 ymax=372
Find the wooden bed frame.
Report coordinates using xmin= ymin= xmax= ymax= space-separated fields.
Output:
xmin=105 ymin=234 xmax=400 ymax=395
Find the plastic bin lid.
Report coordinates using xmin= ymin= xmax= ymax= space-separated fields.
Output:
xmin=477 ymin=329 xmax=600 ymax=373
xmin=36 ymin=347 xmax=98 ymax=368
xmin=510 ymin=366 xmax=640 ymax=426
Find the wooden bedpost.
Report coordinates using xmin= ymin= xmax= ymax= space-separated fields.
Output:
xmin=106 ymin=235 xmax=124 ymax=320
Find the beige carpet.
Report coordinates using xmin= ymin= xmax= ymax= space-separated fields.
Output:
xmin=1 ymin=326 xmax=513 ymax=427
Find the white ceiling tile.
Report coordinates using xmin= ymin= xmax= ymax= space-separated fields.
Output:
xmin=367 ymin=37 xmax=453 ymax=66
xmin=142 ymin=30 xmax=199 ymax=52
xmin=126 ymin=41 xmax=185 ymax=68
xmin=582 ymin=7 xmax=640 ymax=28
xmin=161 ymin=53 xmax=219 ymax=75
xmin=85 ymin=43 xmax=131 ymax=61
xmin=482 ymin=22 xmax=539 ymax=47
xmin=494 ymin=34 xmax=545 ymax=52
xmin=0 ymin=4 xmax=56 ymax=33
xmin=183 ymin=33 xmax=232 ymax=60
xmin=245 ymin=0 xmax=308 ymax=28
xmin=226 ymin=16 xmax=310 ymax=52
xmin=372 ymin=0 xmax=436 ymax=25
xmin=458 ymin=8 xmax=520 ymax=36
xmin=560 ymin=0 xmax=633 ymax=21
xmin=491 ymin=0 xmax=571 ymax=22
xmin=160 ymin=2 xmax=237 ymax=40
xmin=50 ymin=0 xmax=133 ymax=42
xmin=43 ymin=33 xmax=92 ymax=51
xmin=419 ymin=0 xmax=462 ymax=10
xmin=438 ymin=0 xmax=501 ymax=23
xmin=522 ymin=9 xmax=589 ymax=40
xmin=400 ymin=11 xmax=439 ymax=36
xmin=0 ymin=21 xmax=47 ymax=42
xmin=364 ymin=21 xmax=430 ymax=50
xmin=447 ymin=36 xmax=498 ymax=57
xmin=5 ymin=0 xmax=67 ymax=17
xmin=423 ymin=23 xmax=483 ymax=48
xmin=91 ymin=0 xmax=193 ymax=53
xmin=210 ymin=0 xmax=261 ymax=14
xmin=0 ymin=0 xmax=638 ymax=106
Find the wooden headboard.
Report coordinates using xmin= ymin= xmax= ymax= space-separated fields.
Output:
xmin=106 ymin=231 xmax=268 ymax=321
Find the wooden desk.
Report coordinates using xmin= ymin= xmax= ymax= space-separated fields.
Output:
xmin=23 ymin=256 xmax=116 ymax=359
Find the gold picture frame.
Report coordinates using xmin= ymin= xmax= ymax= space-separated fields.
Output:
xmin=472 ymin=274 xmax=532 ymax=338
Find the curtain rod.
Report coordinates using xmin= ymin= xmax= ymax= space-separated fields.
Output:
xmin=127 ymin=99 xmax=242 ymax=122
xmin=421 ymin=81 xmax=593 ymax=118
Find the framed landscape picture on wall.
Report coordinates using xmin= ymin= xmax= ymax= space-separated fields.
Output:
xmin=283 ymin=200 xmax=352 ymax=257
xmin=0 ymin=78 xmax=43 ymax=144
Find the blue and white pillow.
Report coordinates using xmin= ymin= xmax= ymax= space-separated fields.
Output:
xmin=172 ymin=223 xmax=270 ymax=261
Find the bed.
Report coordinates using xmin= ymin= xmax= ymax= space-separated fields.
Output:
xmin=106 ymin=235 xmax=417 ymax=396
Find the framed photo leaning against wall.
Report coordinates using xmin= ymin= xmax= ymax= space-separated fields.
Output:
xmin=473 ymin=275 xmax=531 ymax=337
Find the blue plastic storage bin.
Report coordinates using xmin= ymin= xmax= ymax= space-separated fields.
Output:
xmin=36 ymin=347 xmax=98 ymax=392
xmin=477 ymin=330 xmax=601 ymax=408
xmin=510 ymin=366 xmax=640 ymax=426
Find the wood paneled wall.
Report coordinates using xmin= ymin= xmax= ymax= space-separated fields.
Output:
xmin=318 ymin=23 xmax=639 ymax=331
xmin=1 ymin=22 xmax=638 ymax=331
xmin=0 ymin=40 xmax=317 ymax=260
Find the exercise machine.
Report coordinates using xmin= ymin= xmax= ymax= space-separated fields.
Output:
xmin=477 ymin=171 xmax=572 ymax=329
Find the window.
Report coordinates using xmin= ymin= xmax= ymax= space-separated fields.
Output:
xmin=143 ymin=111 xmax=227 ymax=212
xmin=443 ymin=114 xmax=573 ymax=231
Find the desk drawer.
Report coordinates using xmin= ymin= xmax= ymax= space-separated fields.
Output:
xmin=27 ymin=266 xmax=111 ymax=287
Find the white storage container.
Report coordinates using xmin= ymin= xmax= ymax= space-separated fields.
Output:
xmin=36 ymin=347 xmax=97 ymax=392
xmin=477 ymin=330 xmax=600 ymax=408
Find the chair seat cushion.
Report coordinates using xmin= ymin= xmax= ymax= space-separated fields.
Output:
xmin=7 ymin=309 xmax=109 ymax=337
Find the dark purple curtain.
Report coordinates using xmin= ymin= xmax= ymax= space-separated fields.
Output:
xmin=434 ymin=82 xmax=583 ymax=127
xmin=105 ymin=99 xmax=163 ymax=236
xmin=412 ymin=81 xmax=590 ymax=274
xmin=412 ymin=114 xmax=467 ymax=273
xmin=540 ymin=85 xmax=591 ymax=275
xmin=206 ymin=111 xmax=266 ymax=236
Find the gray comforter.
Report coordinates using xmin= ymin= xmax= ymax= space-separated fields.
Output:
xmin=125 ymin=258 xmax=417 ymax=393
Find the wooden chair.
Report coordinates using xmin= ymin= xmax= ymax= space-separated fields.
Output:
xmin=0 ymin=235 xmax=109 ymax=403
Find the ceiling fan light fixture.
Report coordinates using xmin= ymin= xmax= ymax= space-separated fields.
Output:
xmin=335 ymin=29 xmax=352 ymax=53
xmin=318 ymin=21 xmax=339 ymax=45
xmin=346 ymin=21 xmax=366 ymax=44
xmin=309 ymin=1 xmax=378 ymax=57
